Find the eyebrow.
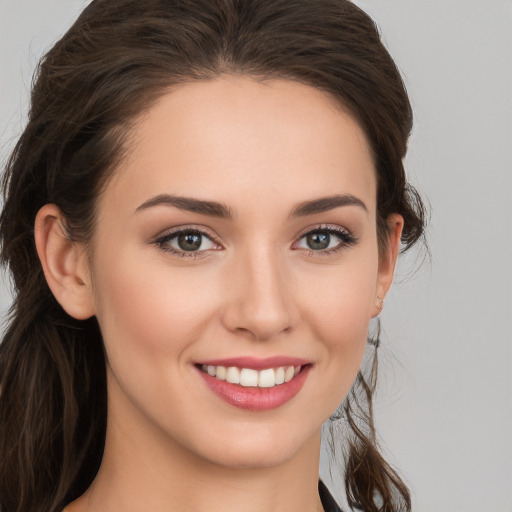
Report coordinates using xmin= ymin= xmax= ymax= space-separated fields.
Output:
xmin=135 ymin=193 xmax=367 ymax=219
xmin=290 ymin=194 xmax=368 ymax=217
xmin=135 ymin=194 xmax=234 ymax=219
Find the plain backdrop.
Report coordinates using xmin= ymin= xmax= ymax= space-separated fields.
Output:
xmin=1 ymin=1 xmax=511 ymax=511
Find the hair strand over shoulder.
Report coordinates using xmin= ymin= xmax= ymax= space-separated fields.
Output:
xmin=1 ymin=1 xmax=426 ymax=510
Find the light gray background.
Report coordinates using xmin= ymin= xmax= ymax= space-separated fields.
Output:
xmin=1 ymin=1 xmax=511 ymax=511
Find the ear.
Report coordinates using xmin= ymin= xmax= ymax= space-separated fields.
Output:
xmin=34 ymin=204 xmax=95 ymax=320
xmin=372 ymin=213 xmax=404 ymax=317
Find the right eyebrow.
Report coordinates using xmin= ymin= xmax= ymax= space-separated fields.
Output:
xmin=134 ymin=194 xmax=234 ymax=219
xmin=290 ymin=194 xmax=368 ymax=217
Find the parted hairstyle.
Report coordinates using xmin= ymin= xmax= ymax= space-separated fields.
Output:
xmin=0 ymin=1 xmax=426 ymax=511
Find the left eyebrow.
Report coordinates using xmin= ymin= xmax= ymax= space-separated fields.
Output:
xmin=290 ymin=194 xmax=368 ymax=217
xmin=134 ymin=194 xmax=234 ymax=219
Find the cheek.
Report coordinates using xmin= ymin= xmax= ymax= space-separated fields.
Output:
xmin=302 ymin=252 xmax=377 ymax=331
xmin=298 ymin=253 xmax=378 ymax=392
xmin=91 ymin=248 xmax=220 ymax=365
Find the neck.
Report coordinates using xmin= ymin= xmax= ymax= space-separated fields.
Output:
xmin=67 ymin=379 xmax=325 ymax=512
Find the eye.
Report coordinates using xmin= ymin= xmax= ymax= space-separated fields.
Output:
xmin=154 ymin=228 xmax=220 ymax=256
xmin=294 ymin=226 xmax=357 ymax=253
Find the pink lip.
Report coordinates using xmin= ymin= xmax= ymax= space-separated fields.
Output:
xmin=196 ymin=356 xmax=310 ymax=370
xmin=195 ymin=363 xmax=312 ymax=411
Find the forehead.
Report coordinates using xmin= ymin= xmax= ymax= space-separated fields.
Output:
xmin=100 ymin=77 xmax=376 ymax=219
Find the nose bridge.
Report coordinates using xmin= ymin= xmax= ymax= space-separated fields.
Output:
xmin=223 ymin=242 xmax=297 ymax=340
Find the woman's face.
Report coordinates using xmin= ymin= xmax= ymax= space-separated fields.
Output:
xmin=85 ymin=77 xmax=400 ymax=468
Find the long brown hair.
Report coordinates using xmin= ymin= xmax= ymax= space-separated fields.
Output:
xmin=0 ymin=1 xmax=426 ymax=511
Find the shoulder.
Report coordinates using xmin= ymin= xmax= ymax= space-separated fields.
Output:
xmin=318 ymin=480 xmax=344 ymax=512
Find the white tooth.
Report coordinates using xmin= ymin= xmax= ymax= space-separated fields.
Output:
xmin=284 ymin=366 xmax=295 ymax=382
xmin=216 ymin=366 xmax=226 ymax=380
xmin=258 ymin=368 xmax=276 ymax=388
xmin=226 ymin=366 xmax=240 ymax=384
xmin=240 ymin=368 xmax=258 ymax=387
xmin=275 ymin=367 xmax=285 ymax=385
xmin=201 ymin=364 xmax=207 ymax=372
xmin=207 ymin=365 xmax=216 ymax=376
xmin=294 ymin=366 xmax=301 ymax=376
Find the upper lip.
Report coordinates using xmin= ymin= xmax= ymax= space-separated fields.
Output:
xmin=195 ymin=356 xmax=311 ymax=370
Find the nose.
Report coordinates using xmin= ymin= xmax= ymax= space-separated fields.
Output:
xmin=220 ymin=245 xmax=299 ymax=341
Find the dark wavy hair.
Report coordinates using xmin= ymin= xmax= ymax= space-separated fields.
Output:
xmin=0 ymin=1 xmax=426 ymax=511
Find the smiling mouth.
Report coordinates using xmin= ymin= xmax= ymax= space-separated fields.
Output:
xmin=198 ymin=364 xmax=306 ymax=388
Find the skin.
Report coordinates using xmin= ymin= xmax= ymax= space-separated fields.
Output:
xmin=35 ymin=77 xmax=403 ymax=512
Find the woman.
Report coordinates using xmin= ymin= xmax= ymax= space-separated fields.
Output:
xmin=0 ymin=1 xmax=426 ymax=511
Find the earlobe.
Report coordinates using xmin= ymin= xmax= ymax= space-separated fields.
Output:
xmin=372 ymin=213 xmax=404 ymax=317
xmin=34 ymin=204 xmax=95 ymax=320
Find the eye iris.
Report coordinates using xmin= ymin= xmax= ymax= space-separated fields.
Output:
xmin=307 ymin=232 xmax=330 ymax=250
xmin=178 ymin=232 xmax=202 ymax=251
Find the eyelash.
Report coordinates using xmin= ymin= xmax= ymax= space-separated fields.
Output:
xmin=293 ymin=225 xmax=358 ymax=256
xmin=153 ymin=226 xmax=222 ymax=258
xmin=153 ymin=224 xmax=358 ymax=259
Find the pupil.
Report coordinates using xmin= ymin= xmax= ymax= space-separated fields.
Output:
xmin=178 ymin=232 xmax=201 ymax=251
xmin=307 ymin=232 xmax=330 ymax=250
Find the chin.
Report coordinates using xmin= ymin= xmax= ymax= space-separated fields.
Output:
xmin=186 ymin=423 xmax=321 ymax=470
xmin=201 ymin=445 xmax=299 ymax=470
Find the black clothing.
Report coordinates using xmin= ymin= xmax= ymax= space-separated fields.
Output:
xmin=319 ymin=480 xmax=343 ymax=512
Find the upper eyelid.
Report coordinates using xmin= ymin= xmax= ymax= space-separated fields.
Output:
xmin=293 ymin=223 xmax=353 ymax=240
xmin=152 ymin=227 xmax=222 ymax=258
xmin=292 ymin=225 xmax=357 ymax=252
xmin=154 ymin=225 xmax=221 ymax=243
xmin=154 ymin=222 xmax=350 ymax=236
xmin=152 ymin=223 xmax=355 ymax=250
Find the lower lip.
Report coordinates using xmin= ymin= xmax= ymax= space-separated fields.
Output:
xmin=197 ymin=365 xmax=311 ymax=411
